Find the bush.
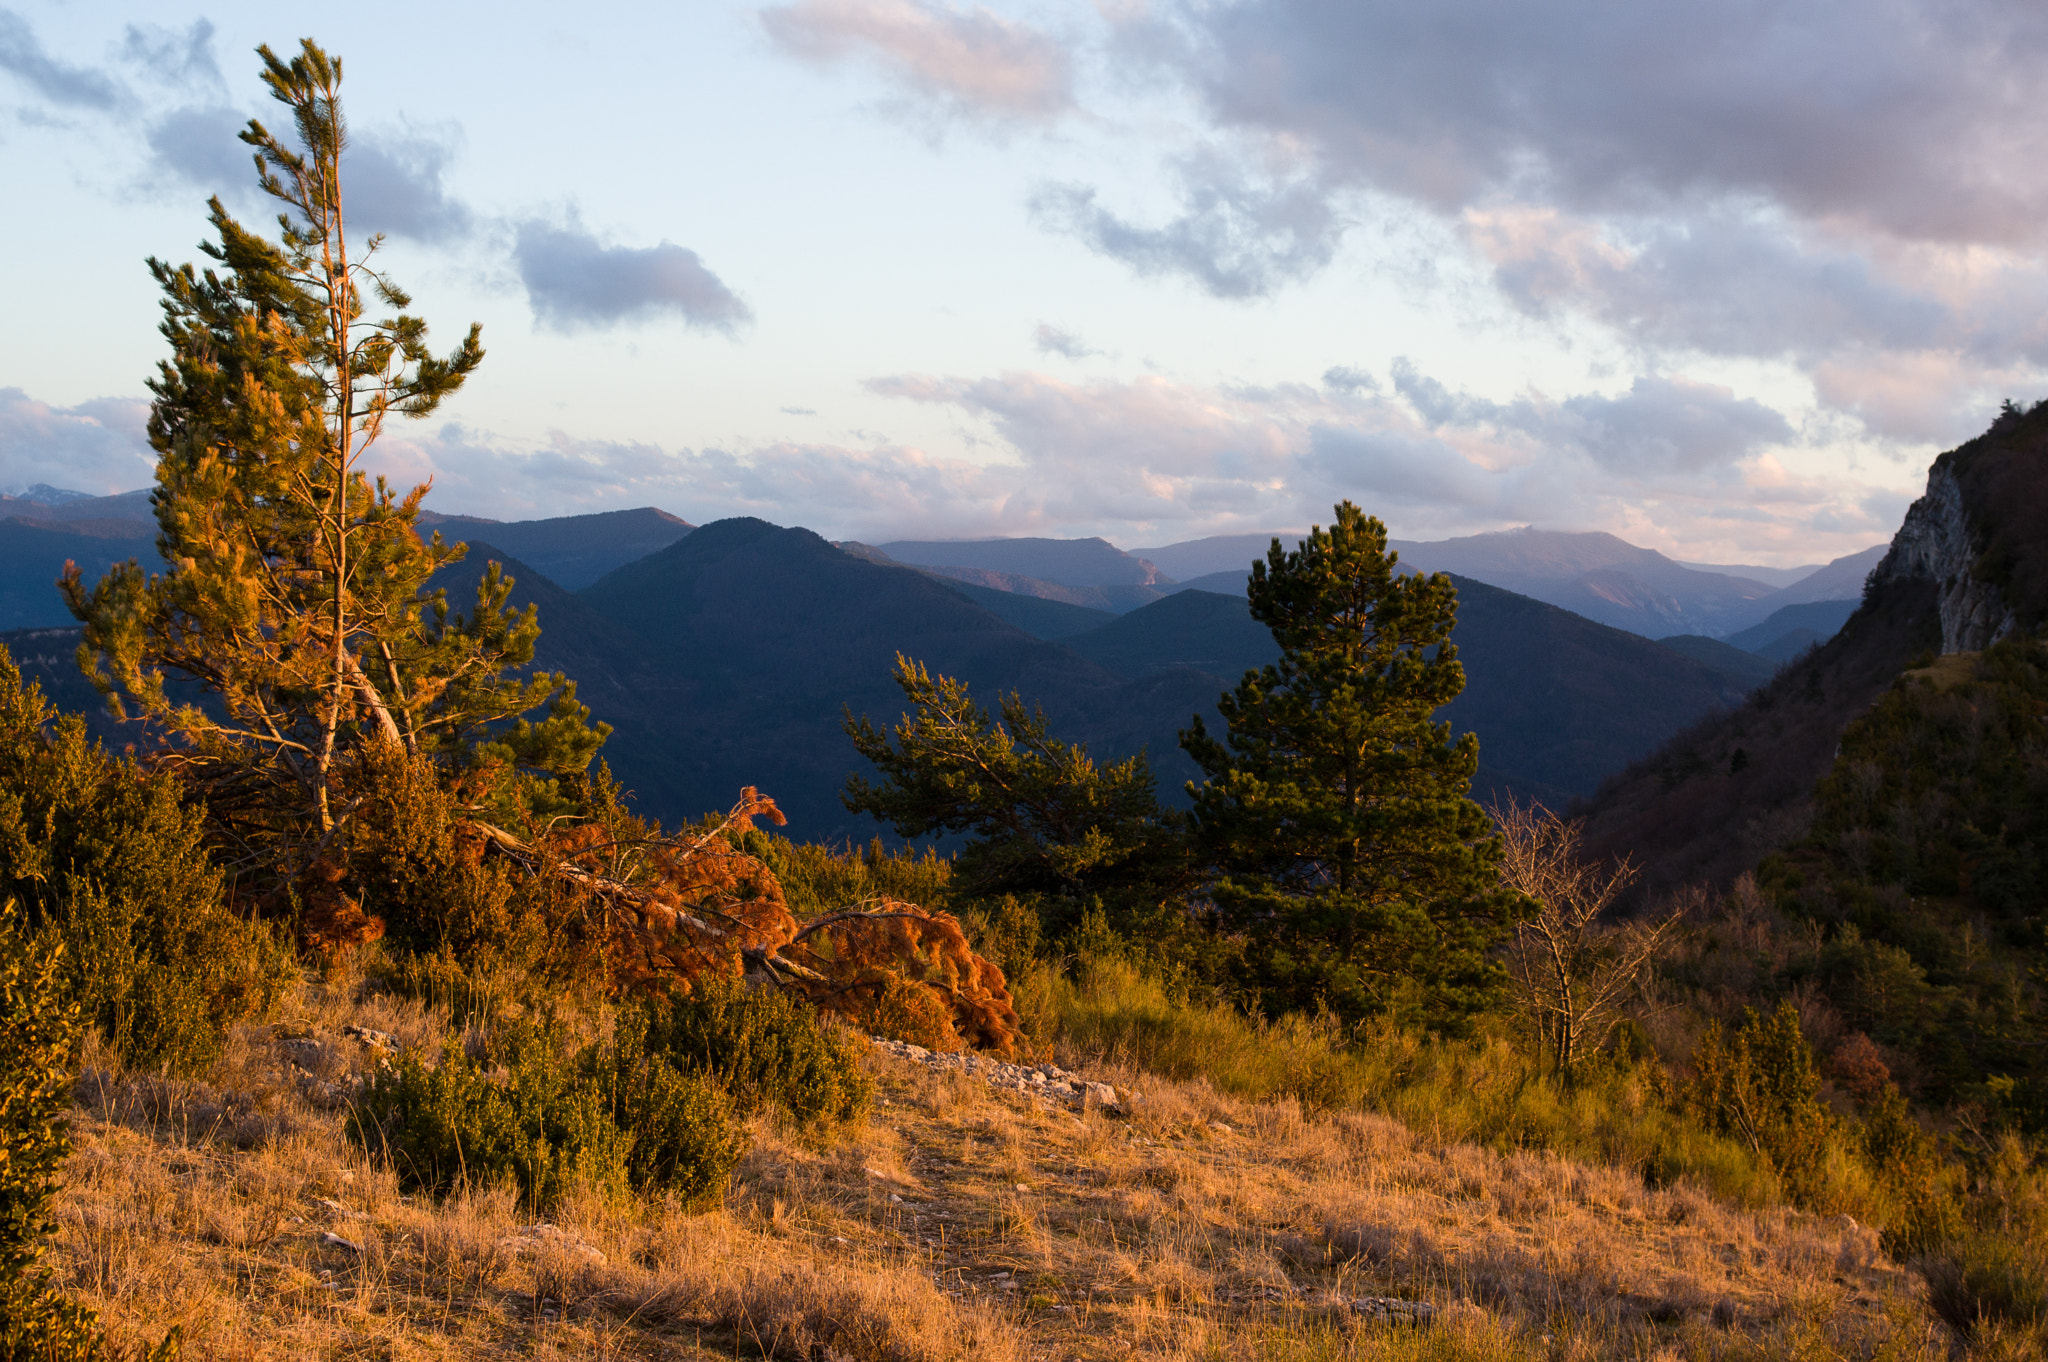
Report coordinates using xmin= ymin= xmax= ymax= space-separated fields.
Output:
xmin=0 ymin=646 xmax=286 ymax=1075
xmin=641 ymin=981 xmax=871 ymax=1127
xmin=1923 ymin=1230 xmax=2048 ymax=1346
xmin=603 ymin=1009 xmax=751 ymax=1208
xmin=353 ymin=1008 xmax=758 ymax=1213
xmin=0 ymin=902 xmax=179 ymax=1361
xmin=352 ymin=1020 xmax=633 ymax=1210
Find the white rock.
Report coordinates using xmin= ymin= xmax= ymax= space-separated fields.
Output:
xmin=318 ymin=1231 xmax=363 ymax=1254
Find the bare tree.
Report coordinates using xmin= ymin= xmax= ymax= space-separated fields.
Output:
xmin=1494 ymin=798 xmax=1683 ymax=1081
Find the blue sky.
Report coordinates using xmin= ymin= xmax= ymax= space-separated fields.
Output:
xmin=4 ymin=0 xmax=2046 ymax=563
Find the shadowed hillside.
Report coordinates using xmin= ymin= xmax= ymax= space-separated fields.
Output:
xmin=1057 ymin=580 xmax=1763 ymax=802
xmin=418 ymin=507 xmax=693 ymax=589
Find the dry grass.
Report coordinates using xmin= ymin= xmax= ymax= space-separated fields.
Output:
xmin=44 ymin=971 xmax=1966 ymax=1362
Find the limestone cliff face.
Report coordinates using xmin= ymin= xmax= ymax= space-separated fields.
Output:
xmin=1871 ymin=461 xmax=2017 ymax=654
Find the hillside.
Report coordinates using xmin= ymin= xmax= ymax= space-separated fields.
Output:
xmin=568 ymin=519 xmax=1222 ymax=836
xmin=1655 ymin=634 xmax=1780 ymax=688
xmin=418 ymin=507 xmax=693 ymax=589
xmin=878 ymin=536 xmax=1169 ymax=587
xmin=1581 ymin=403 xmax=2048 ymax=894
xmin=1057 ymin=581 xmax=1759 ymax=801
xmin=0 ymin=517 xmax=160 ymax=629
xmin=1724 ymin=599 xmax=1861 ymax=654
xmin=48 ymin=969 xmax=1932 ymax=1362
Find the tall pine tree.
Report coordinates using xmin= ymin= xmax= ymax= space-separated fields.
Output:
xmin=1182 ymin=502 xmax=1525 ymax=1028
xmin=63 ymin=40 xmax=606 ymax=874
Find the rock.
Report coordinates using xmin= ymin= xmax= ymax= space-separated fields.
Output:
xmin=1352 ymin=1296 xmax=1434 ymax=1327
xmin=310 ymin=1197 xmax=359 ymax=1218
xmin=344 ymin=1025 xmax=398 ymax=1051
xmin=318 ymin=1231 xmax=363 ymax=1254
xmin=280 ymin=1036 xmax=330 ymax=1068
xmin=1085 ymin=1082 xmax=1121 ymax=1109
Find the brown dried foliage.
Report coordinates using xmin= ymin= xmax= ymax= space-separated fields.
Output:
xmin=781 ymin=900 xmax=1024 ymax=1055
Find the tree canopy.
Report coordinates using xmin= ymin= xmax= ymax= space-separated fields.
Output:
xmin=1182 ymin=502 xmax=1526 ymax=1027
xmin=62 ymin=39 xmax=606 ymax=873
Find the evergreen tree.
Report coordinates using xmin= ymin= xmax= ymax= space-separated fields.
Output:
xmin=843 ymin=656 xmax=1196 ymax=942
xmin=1181 ymin=502 xmax=1524 ymax=1027
xmin=62 ymin=40 xmax=605 ymax=872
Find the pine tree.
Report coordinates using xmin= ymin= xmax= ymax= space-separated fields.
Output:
xmin=1181 ymin=502 xmax=1525 ymax=1027
xmin=62 ymin=40 xmax=605 ymax=872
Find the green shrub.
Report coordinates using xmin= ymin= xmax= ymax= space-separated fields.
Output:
xmin=641 ymin=981 xmax=871 ymax=1126
xmin=353 ymin=1020 xmax=633 ymax=1209
xmin=1922 ymin=1230 xmax=2048 ymax=1346
xmin=603 ymin=1010 xmax=750 ymax=1208
xmin=1685 ymin=1003 xmax=1837 ymax=1206
xmin=0 ymin=646 xmax=286 ymax=1076
xmin=0 ymin=903 xmax=179 ymax=1361
xmin=353 ymin=1012 xmax=751 ymax=1212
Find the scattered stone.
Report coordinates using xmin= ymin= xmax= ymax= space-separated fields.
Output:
xmin=867 ymin=1037 xmax=1121 ymax=1113
xmin=310 ymin=1197 xmax=360 ymax=1219
xmin=318 ymin=1231 xmax=363 ymax=1254
xmin=280 ymin=1036 xmax=330 ymax=1068
xmin=1210 ymin=1121 xmax=1235 ymax=1134
xmin=1351 ymin=1297 xmax=1434 ymax=1327
xmin=344 ymin=1025 xmax=398 ymax=1051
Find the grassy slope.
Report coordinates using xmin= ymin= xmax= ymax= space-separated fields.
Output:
xmin=55 ymin=968 xmax=1940 ymax=1362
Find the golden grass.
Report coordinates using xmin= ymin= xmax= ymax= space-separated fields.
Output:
xmin=43 ymin=970 xmax=1973 ymax=1362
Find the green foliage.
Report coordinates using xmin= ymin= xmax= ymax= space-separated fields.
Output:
xmin=747 ymin=834 xmax=956 ymax=917
xmin=600 ymin=1011 xmax=748 ymax=1209
xmin=1684 ymin=1003 xmax=1836 ymax=1205
xmin=0 ymin=645 xmax=285 ymax=1074
xmin=1016 ymin=951 xmax=1777 ymax=1205
xmin=354 ymin=985 xmax=862 ymax=1212
xmin=843 ymin=657 xmax=1194 ymax=946
xmin=1922 ymin=1230 xmax=2048 ymax=1348
xmin=0 ymin=904 xmax=96 ymax=1358
xmin=62 ymin=38 xmax=603 ymax=877
xmin=1183 ymin=503 xmax=1526 ymax=1028
xmin=1790 ymin=636 xmax=2048 ymax=1114
xmin=638 ymin=980 xmax=871 ymax=1126
xmin=352 ymin=1020 xmax=636 ymax=1210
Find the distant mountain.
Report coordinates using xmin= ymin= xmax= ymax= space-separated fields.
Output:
xmin=877 ymin=537 xmax=1171 ymax=588
xmin=0 ymin=520 xmax=160 ymax=629
xmin=0 ymin=489 xmax=154 ymax=524
xmin=1655 ymin=635 xmax=1780 ymax=689
xmin=1129 ymin=533 xmax=1301 ymax=582
xmin=418 ymin=507 xmax=693 ymax=590
xmin=1724 ymin=600 xmax=1861 ymax=656
xmin=566 ymin=519 xmax=1222 ymax=836
xmin=910 ymin=564 xmax=1166 ymax=614
xmin=1771 ymin=545 xmax=1888 ymax=605
xmin=1057 ymin=581 xmax=1757 ymax=802
xmin=1676 ymin=558 xmax=1822 ymax=588
xmin=920 ymin=580 xmax=1115 ymax=638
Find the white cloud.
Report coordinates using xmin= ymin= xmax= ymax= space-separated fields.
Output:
xmin=0 ymin=388 xmax=154 ymax=494
xmin=761 ymin=0 xmax=1074 ymax=123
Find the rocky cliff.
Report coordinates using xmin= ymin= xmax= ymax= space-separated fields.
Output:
xmin=1868 ymin=460 xmax=2018 ymax=654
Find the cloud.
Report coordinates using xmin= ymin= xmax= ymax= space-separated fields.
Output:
xmin=120 ymin=19 xmax=223 ymax=94
xmin=0 ymin=388 xmax=154 ymax=494
xmin=780 ymin=405 xmax=819 ymax=416
xmin=350 ymin=359 xmax=1897 ymax=560
xmin=144 ymin=105 xmax=475 ymax=243
xmin=1321 ymin=365 xmax=1378 ymax=394
xmin=145 ymin=104 xmax=251 ymax=196
xmin=761 ymin=0 xmax=1074 ymax=123
xmin=1171 ymin=0 xmax=2048 ymax=248
xmin=514 ymin=218 xmax=753 ymax=333
xmin=1391 ymin=361 xmax=1794 ymax=476
xmin=345 ymin=128 xmax=473 ymax=243
xmin=1032 ymin=154 xmax=1344 ymax=299
xmin=1033 ymin=323 xmax=1098 ymax=359
xmin=0 ymin=9 xmax=122 ymax=109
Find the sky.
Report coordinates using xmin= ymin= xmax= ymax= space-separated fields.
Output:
xmin=4 ymin=1 xmax=2046 ymax=565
